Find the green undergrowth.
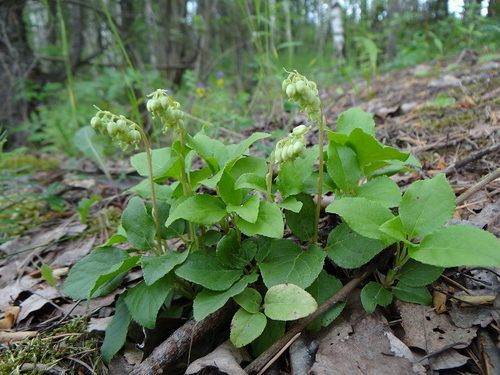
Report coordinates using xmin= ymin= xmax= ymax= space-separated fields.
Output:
xmin=0 ymin=318 xmax=102 ymax=374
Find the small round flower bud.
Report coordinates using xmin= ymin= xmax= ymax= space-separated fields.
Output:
xmin=292 ymin=125 xmax=308 ymax=136
xmin=295 ymin=80 xmax=306 ymax=94
xmin=130 ymin=129 xmax=141 ymax=144
xmin=285 ymin=84 xmax=296 ymax=98
xmin=282 ymin=78 xmax=291 ymax=93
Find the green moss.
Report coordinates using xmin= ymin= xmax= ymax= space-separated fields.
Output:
xmin=0 ymin=317 xmax=103 ymax=374
xmin=0 ymin=155 xmax=59 ymax=174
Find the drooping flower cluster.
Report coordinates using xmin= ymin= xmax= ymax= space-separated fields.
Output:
xmin=274 ymin=125 xmax=309 ymax=164
xmin=90 ymin=110 xmax=141 ymax=150
xmin=282 ymin=71 xmax=321 ymax=123
xmin=146 ymin=89 xmax=184 ymax=132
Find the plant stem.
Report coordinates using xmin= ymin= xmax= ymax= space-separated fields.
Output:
xmin=137 ymin=127 xmax=164 ymax=254
xmin=176 ymin=127 xmax=197 ymax=248
xmin=266 ymin=152 xmax=275 ymax=202
xmin=313 ymin=113 xmax=326 ymax=244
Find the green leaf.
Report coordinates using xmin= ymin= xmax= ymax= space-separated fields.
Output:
xmin=284 ymin=193 xmax=315 ymax=241
xmin=360 ymin=282 xmax=393 ymax=313
xmin=234 ymin=288 xmax=262 ymax=313
xmin=91 ymin=256 xmax=140 ymax=296
xmin=228 ymin=132 xmax=270 ymax=159
xmin=230 ymin=309 xmax=267 ymax=348
xmin=251 ymin=320 xmax=285 ymax=356
xmin=63 ymin=247 xmax=128 ymax=300
xmin=124 ymin=276 xmax=174 ymax=329
xmin=264 ymin=284 xmax=317 ymax=321
xmin=358 ymin=176 xmax=401 ymax=208
xmin=216 ymin=229 xmax=253 ymax=269
xmin=40 ymin=264 xmax=57 ymax=287
xmin=76 ymin=195 xmax=101 ymax=224
xmin=101 ymin=296 xmax=131 ymax=363
xmin=157 ymin=201 xmax=185 ymax=239
xmin=398 ymin=259 xmax=443 ymax=287
xmin=399 ymin=174 xmax=455 ymax=238
xmin=392 ymin=282 xmax=432 ymax=305
xmin=73 ymin=126 xmax=111 ymax=179
xmin=379 ymin=216 xmax=407 ymax=243
xmin=279 ymin=196 xmax=303 ymax=213
xmin=259 ymin=240 xmax=325 ymax=289
xmin=326 ymin=197 xmax=394 ymax=240
xmin=306 ymin=271 xmax=345 ymax=331
xmin=326 ymin=223 xmax=386 ymax=268
xmin=236 ymin=201 xmax=284 ymax=239
xmin=175 ymin=251 xmax=243 ymax=291
xmin=336 ymin=107 xmax=376 ymax=137
xmin=410 ymin=225 xmax=500 ymax=267
xmin=277 ymin=147 xmax=317 ymax=198
xmin=165 ymin=194 xmax=226 ymax=227
xmin=122 ymin=197 xmax=155 ymax=250
xmin=193 ymin=273 xmax=258 ymax=321
xmin=347 ymin=129 xmax=410 ymax=174
xmin=218 ymin=170 xmax=244 ymax=205
xmin=128 ymin=180 xmax=174 ymax=201
xmin=327 ymin=142 xmax=362 ymax=192
xmin=188 ymin=133 xmax=229 ymax=170
xmin=141 ymin=250 xmax=189 ymax=285
xmin=235 ymin=173 xmax=267 ymax=192
xmin=227 ymin=194 xmax=260 ymax=223
xmin=130 ymin=147 xmax=178 ymax=178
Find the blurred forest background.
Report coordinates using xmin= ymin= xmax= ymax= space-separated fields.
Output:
xmin=1 ymin=0 xmax=499 ymax=155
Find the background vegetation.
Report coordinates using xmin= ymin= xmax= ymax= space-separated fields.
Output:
xmin=1 ymin=0 xmax=499 ymax=156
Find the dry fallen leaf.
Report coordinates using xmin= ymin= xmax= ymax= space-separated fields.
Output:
xmin=0 ymin=330 xmax=37 ymax=343
xmin=433 ymin=290 xmax=448 ymax=314
xmin=185 ymin=341 xmax=250 ymax=375
xmin=0 ymin=306 xmax=20 ymax=329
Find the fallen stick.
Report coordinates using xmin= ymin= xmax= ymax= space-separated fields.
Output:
xmin=244 ymin=269 xmax=371 ymax=374
xmin=456 ymin=167 xmax=500 ymax=205
xmin=444 ymin=143 xmax=500 ymax=175
xmin=130 ymin=303 xmax=236 ymax=375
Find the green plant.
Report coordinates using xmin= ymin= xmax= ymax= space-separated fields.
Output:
xmin=63 ymin=71 xmax=500 ymax=363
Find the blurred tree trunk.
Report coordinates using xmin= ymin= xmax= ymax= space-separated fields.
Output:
xmin=67 ymin=1 xmax=85 ymax=69
xmin=164 ymin=0 xmax=188 ymax=84
xmin=195 ymin=0 xmax=218 ymax=81
xmin=386 ymin=0 xmax=400 ymax=61
xmin=330 ymin=0 xmax=344 ymax=60
xmin=282 ymin=0 xmax=293 ymax=65
xmin=120 ymin=0 xmax=143 ymax=69
xmin=487 ymin=0 xmax=499 ymax=16
xmin=0 ymin=0 xmax=37 ymax=134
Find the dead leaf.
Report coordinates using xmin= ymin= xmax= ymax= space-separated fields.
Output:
xmin=309 ymin=296 xmax=420 ymax=375
xmin=0 ymin=306 xmax=20 ymax=329
xmin=185 ymin=341 xmax=250 ymax=375
xmin=396 ymin=301 xmax=477 ymax=354
xmin=0 ymin=275 xmax=40 ymax=311
xmin=433 ymin=290 xmax=448 ymax=314
xmin=429 ymin=349 xmax=469 ymax=370
xmin=51 ymin=236 xmax=95 ymax=267
xmin=86 ymin=316 xmax=113 ymax=332
xmin=468 ymin=200 xmax=500 ymax=236
xmin=428 ymin=75 xmax=461 ymax=88
xmin=385 ymin=332 xmax=426 ymax=375
xmin=18 ymin=286 xmax=60 ymax=322
xmin=449 ymin=303 xmax=499 ymax=329
xmin=0 ymin=330 xmax=37 ymax=343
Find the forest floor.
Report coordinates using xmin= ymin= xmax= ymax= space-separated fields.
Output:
xmin=0 ymin=50 xmax=499 ymax=374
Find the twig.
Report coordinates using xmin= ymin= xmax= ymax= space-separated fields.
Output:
xmin=130 ymin=303 xmax=236 ymax=375
xmin=256 ymin=332 xmax=301 ymax=375
xmin=444 ymin=143 xmax=500 ymax=175
xmin=244 ymin=269 xmax=371 ymax=374
xmin=456 ymin=167 xmax=500 ymax=205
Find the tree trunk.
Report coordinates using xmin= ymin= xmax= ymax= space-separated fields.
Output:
xmin=386 ymin=0 xmax=400 ymax=61
xmin=282 ymin=0 xmax=293 ymax=66
xmin=195 ymin=0 xmax=218 ymax=81
xmin=330 ymin=0 xmax=344 ymax=60
xmin=488 ymin=0 xmax=499 ymax=16
xmin=0 ymin=0 xmax=37 ymax=136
